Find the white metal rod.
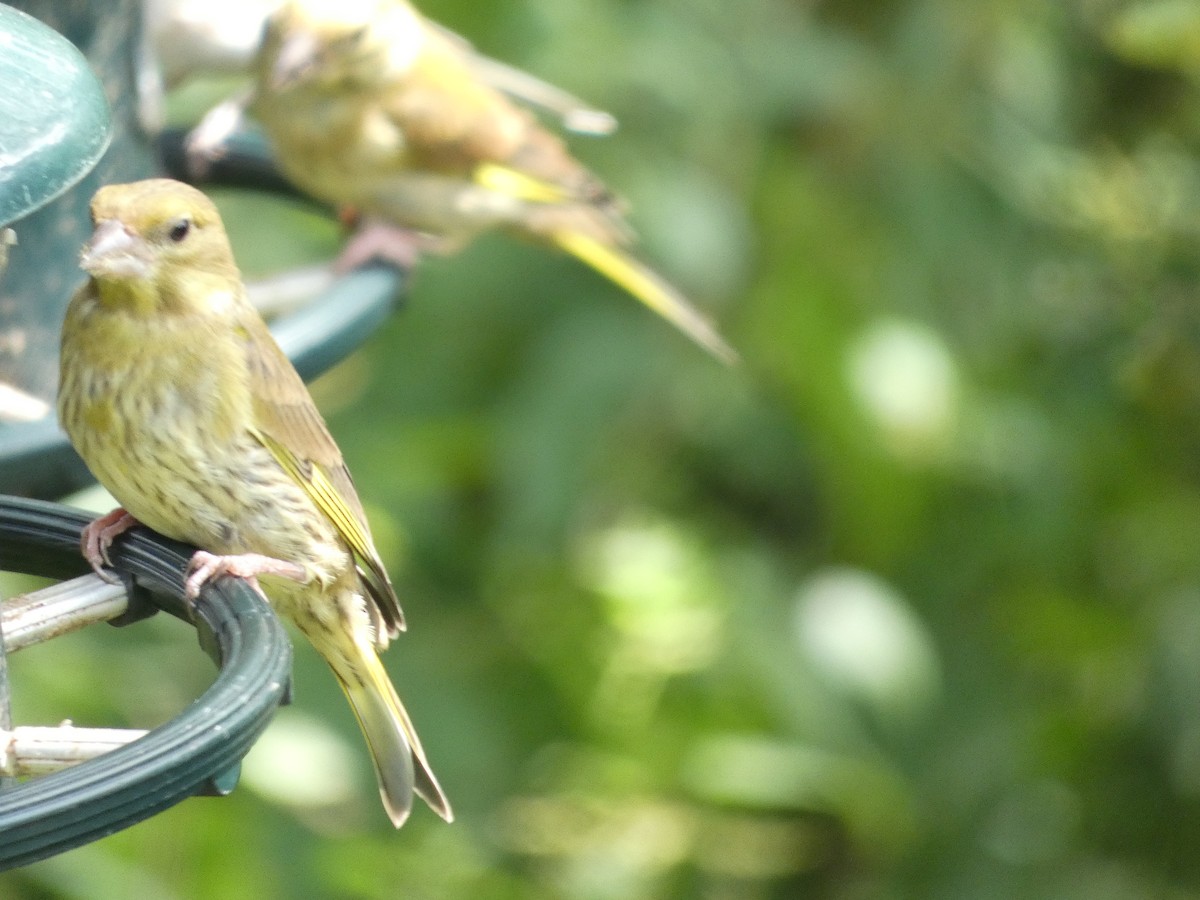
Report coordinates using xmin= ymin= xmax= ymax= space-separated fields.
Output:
xmin=0 ymin=724 xmax=149 ymax=776
xmin=2 ymin=574 xmax=129 ymax=652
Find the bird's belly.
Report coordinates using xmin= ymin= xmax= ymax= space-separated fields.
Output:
xmin=267 ymin=104 xmax=409 ymax=205
xmin=66 ymin=366 xmax=340 ymax=568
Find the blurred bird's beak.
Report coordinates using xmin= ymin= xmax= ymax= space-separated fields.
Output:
xmin=81 ymin=219 xmax=152 ymax=280
xmin=270 ymin=32 xmax=320 ymax=91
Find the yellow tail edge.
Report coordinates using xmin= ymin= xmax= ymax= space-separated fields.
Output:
xmin=552 ymin=230 xmax=739 ymax=365
xmin=336 ymin=650 xmax=455 ymax=828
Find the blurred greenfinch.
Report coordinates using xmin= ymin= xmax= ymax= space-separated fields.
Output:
xmin=248 ymin=0 xmax=737 ymax=363
xmin=57 ymin=178 xmax=452 ymax=828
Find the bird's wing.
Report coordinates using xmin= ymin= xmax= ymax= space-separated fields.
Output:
xmin=421 ymin=18 xmax=616 ymax=135
xmin=240 ymin=309 xmax=406 ymax=638
xmin=381 ymin=28 xmax=604 ymax=201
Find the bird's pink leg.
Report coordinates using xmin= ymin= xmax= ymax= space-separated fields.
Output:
xmin=333 ymin=215 xmax=451 ymax=273
xmin=81 ymin=507 xmax=140 ymax=583
xmin=185 ymin=551 xmax=307 ymax=600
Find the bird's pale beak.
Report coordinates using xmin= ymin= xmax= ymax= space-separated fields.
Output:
xmin=81 ymin=219 xmax=152 ymax=280
xmin=270 ymin=33 xmax=320 ymax=91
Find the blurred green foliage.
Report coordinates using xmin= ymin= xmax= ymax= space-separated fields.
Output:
xmin=9 ymin=0 xmax=1200 ymax=896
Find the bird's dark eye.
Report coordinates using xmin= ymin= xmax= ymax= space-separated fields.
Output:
xmin=167 ymin=218 xmax=191 ymax=243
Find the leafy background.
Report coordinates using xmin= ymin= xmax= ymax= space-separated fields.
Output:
xmin=7 ymin=0 xmax=1200 ymax=896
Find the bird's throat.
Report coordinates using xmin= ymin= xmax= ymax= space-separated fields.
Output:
xmin=95 ymin=276 xmax=161 ymax=318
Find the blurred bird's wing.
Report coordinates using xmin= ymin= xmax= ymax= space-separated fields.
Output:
xmin=381 ymin=32 xmax=607 ymax=202
xmin=467 ymin=54 xmax=618 ymax=136
xmin=422 ymin=19 xmax=616 ymax=135
xmin=380 ymin=64 xmax=739 ymax=363
xmin=240 ymin=310 xmax=406 ymax=639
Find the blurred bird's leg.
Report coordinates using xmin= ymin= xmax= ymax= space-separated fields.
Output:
xmin=81 ymin=507 xmax=140 ymax=581
xmin=185 ymin=550 xmax=306 ymax=600
xmin=334 ymin=217 xmax=455 ymax=274
xmin=335 ymin=173 xmax=537 ymax=271
xmin=184 ymin=91 xmax=252 ymax=178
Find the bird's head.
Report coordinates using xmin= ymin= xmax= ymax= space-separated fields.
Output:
xmin=259 ymin=0 xmax=422 ymax=93
xmin=81 ymin=179 xmax=240 ymax=314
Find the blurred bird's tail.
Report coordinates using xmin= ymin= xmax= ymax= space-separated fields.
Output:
xmin=551 ymin=230 xmax=739 ymax=365
xmin=329 ymin=639 xmax=453 ymax=827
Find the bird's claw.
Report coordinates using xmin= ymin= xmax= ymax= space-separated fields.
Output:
xmin=91 ymin=565 xmax=123 ymax=586
xmin=184 ymin=551 xmax=306 ymax=601
xmin=334 ymin=219 xmax=444 ymax=273
xmin=185 ymin=551 xmax=257 ymax=600
xmin=81 ymin=508 xmax=139 ymax=584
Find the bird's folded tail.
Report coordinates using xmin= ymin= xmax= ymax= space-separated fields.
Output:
xmin=551 ymin=230 xmax=739 ymax=365
xmin=331 ymin=645 xmax=454 ymax=827
xmin=473 ymin=163 xmax=737 ymax=362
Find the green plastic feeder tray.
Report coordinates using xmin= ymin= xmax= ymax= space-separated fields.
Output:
xmin=0 ymin=496 xmax=293 ymax=871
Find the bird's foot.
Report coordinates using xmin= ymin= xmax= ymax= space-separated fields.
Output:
xmin=334 ymin=217 xmax=445 ymax=274
xmin=81 ymin=507 xmax=139 ymax=583
xmin=184 ymin=551 xmax=306 ymax=600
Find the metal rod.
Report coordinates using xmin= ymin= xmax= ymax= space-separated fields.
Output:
xmin=1 ymin=574 xmax=129 ymax=652
xmin=0 ymin=600 xmax=11 ymax=791
xmin=0 ymin=725 xmax=149 ymax=777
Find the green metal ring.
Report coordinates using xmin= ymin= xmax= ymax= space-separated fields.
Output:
xmin=0 ymin=495 xmax=293 ymax=871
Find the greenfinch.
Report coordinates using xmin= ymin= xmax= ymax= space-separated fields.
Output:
xmin=57 ymin=178 xmax=452 ymax=828
xmin=247 ymin=0 xmax=737 ymax=363
xmin=176 ymin=0 xmax=614 ymax=141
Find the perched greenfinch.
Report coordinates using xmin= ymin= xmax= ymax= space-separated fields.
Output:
xmin=176 ymin=0 xmax=614 ymax=143
xmin=57 ymin=178 xmax=452 ymax=828
xmin=246 ymin=0 xmax=737 ymax=363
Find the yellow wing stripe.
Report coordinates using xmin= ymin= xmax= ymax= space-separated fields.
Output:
xmin=254 ymin=429 xmax=400 ymax=624
xmin=474 ymin=162 xmax=569 ymax=204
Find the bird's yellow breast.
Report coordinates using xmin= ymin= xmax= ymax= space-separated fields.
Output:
xmin=60 ymin=292 xmax=257 ymax=543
